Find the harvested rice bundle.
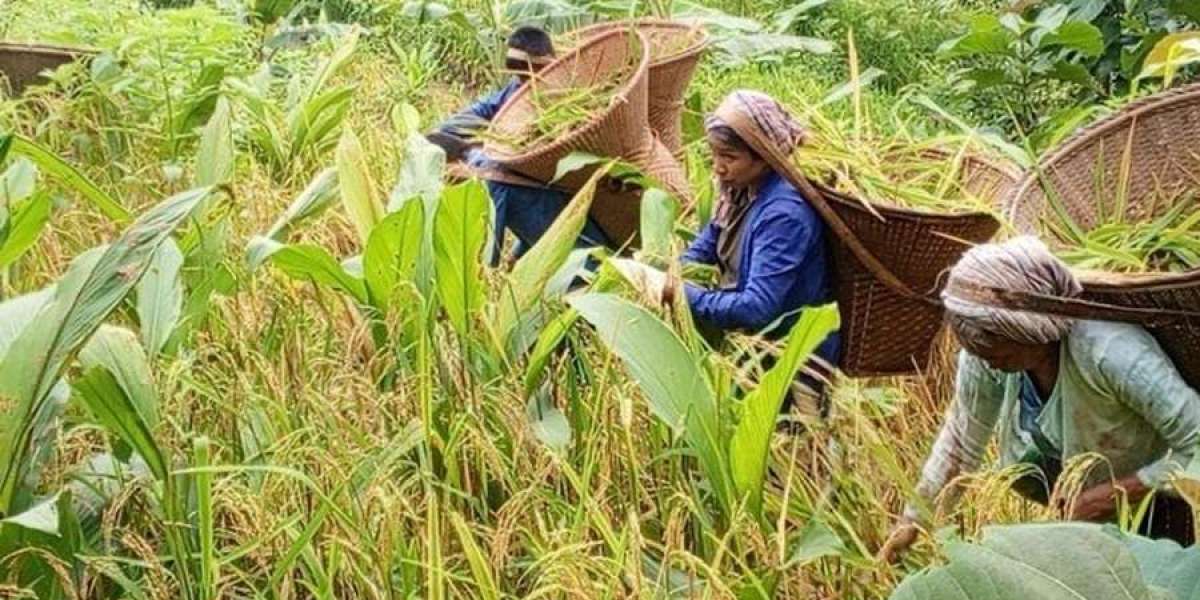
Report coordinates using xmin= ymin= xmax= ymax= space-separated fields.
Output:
xmin=480 ymin=47 xmax=639 ymax=149
xmin=1051 ymin=192 xmax=1200 ymax=273
xmin=795 ymin=131 xmax=1012 ymax=214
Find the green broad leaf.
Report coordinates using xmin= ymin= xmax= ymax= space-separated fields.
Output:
xmin=1047 ymin=60 xmax=1098 ymax=87
xmin=1121 ymin=530 xmax=1200 ymax=599
xmin=301 ymin=29 xmax=359 ymax=105
xmin=363 ymin=200 xmax=424 ymax=311
xmin=494 ymin=167 xmax=606 ymax=355
xmin=570 ymin=293 xmax=734 ymax=515
xmin=73 ymin=367 xmax=168 ymax=483
xmin=387 ymin=132 xmax=445 ymax=213
xmin=136 ymin=239 xmax=184 ymax=356
xmin=0 ymin=289 xmax=53 ymax=356
xmin=728 ymin=304 xmax=838 ymax=518
xmin=1167 ymin=0 xmax=1200 ymax=24
xmin=433 ymin=180 xmax=489 ymax=337
xmin=938 ymin=15 xmax=1012 ymax=58
xmin=788 ymin=518 xmax=847 ymax=566
xmin=1139 ymin=33 xmax=1200 ymax=85
xmin=391 ymin=103 xmax=422 ymax=140
xmin=522 ymin=308 xmax=580 ymax=397
xmin=0 ymin=491 xmax=82 ymax=598
xmin=713 ymin=33 xmax=834 ymax=66
xmin=962 ymin=67 xmax=1010 ymax=89
xmin=196 ymin=96 xmax=235 ymax=186
xmin=9 ymin=135 xmax=130 ymax=222
xmin=79 ymin=325 xmax=159 ymax=431
xmin=552 ymin=152 xmax=606 ymax=184
xmin=0 ymin=157 xmax=38 ymax=203
xmin=336 ymin=128 xmax=386 ymax=245
xmin=1033 ymin=4 xmax=1069 ymax=33
xmin=247 ymin=168 xmax=339 ymax=271
xmin=890 ymin=523 xmax=1159 ymax=600
xmin=0 ymin=185 xmax=222 ymax=515
xmin=0 ymin=193 xmax=52 ymax=269
xmin=526 ymin=387 xmax=572 ymax=453
xmin=639 ymin=188 xmax=679 ymax=263
xmin=268 ymin=244 xmax=369 ymax=305
xmin=1038 ymin=21 xmax=1104 ymax=57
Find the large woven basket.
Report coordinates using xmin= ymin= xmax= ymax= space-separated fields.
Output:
xmin=0 ymin=42 xmax=92 ymax=96
xmin=950 ymin=269 xmax=1200 ymax=389
xmin=815 ymin=183 xmax=1001 ymax=375
xmin=567 ymin=20 xmax=708 ymax=157
xmin=912 ymin=147 xmax=1020 ymax=208
xmin=484 ymin=29 xmax=691 ymax=203
xmin=714 ymin=101 xmax=1002 ymax=376
xmin=1004 ymin=82 xmax=1200 ymax=235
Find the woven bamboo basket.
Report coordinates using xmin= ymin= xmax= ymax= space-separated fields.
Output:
xmin=814 ymin=183 xmax=1001 ymax=375
xmin=0 ymin=42 xmax=93 ymax=95
xmin=567 ymin=20 xmax=708 ymax=157
xmin=712 ymin=99 xmax=1003 ymax=376
xmin=484 ymin=29 xmax=691 ymax=203
xmin=950 ymin=269 xmax=1200 ymax=389
xmin=1004 ymin=82 xmax=1200 ymax=235
xmin=862 ymin=143 xmax=1021 ymax=209
xmin=912 ymin=147 xmax=1020 ymax=207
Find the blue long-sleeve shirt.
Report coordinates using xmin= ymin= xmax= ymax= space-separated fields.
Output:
xmin=437 ymin=78 xmax=522 ymax=135
xmin=681 ymin=171 xmax=839 ymax=361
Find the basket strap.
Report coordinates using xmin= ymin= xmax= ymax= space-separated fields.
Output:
xmin=713 ymin=107 xmax=936 ymax=304
xmin=945 ymin=280 xmax=1200 ymax=327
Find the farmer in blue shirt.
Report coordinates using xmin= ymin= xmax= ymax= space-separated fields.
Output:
xmin=617 ymin=90 xmax=840 ymax=417
xmin=427 ymin=26 xmax=555 ymax=157
xmin=427 ymin=26 xmax=613 ymax=266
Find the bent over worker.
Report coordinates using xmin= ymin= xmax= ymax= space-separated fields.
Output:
xmin=428 ymin=25 xmax=613 ymax=266
xmin=617 ymin=90 xmax=840 ymax=415
xmin=880 ymin=236 xmax=1200 ymax=562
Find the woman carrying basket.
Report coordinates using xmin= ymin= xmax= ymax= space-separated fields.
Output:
xmin=880 ymin=236 xmax=1200 ymax=561
xmin=618 ymin=90 xmax=840 ymax=414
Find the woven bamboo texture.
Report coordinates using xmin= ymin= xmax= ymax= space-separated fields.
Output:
xmin=915 ymin=147 xmax=1021 ymax=208
xmin=569 ymin=20 xmax=708 ymax=156
xmin=816 ymin=183 xmax=1002 ymax=376
xmin=1082 ymin=270 xmax=1200 ymax=388
xmin=1004 ymin=82 xmax=1200 ymax=235
xmin=0 ymin=43 xmax=93 ymax=95
xmin=484 ymin=29 xmax=691 ymax=203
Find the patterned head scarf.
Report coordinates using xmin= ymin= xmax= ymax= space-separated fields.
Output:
xmin=942 ymin=236 xmax=1083 ymax=346
xmin=705 ymin=90 xmax=807 ymax=158
xmin=704 ymin=91 xmax=808 ymax=278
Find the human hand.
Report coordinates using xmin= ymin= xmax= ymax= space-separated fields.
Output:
xmin=609 ymin=258 xmax=669 ymax=307
xmin=1066 ymin=476 xmax=1148 ymax=522
xmin=878 ymin=519 xmax=919 ymax=565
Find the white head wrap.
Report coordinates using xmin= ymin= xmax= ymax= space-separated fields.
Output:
xmin=942 ymin=236 xmax=1082 ymax=346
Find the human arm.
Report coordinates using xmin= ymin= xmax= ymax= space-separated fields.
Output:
xmin=881 ymin=352 xmax=1007 ymax=561
xmin=683 ymin=207 xmax=811 ymax=331
xmin=680 ymin=220 xmax=718 ymax=266
xmin=1102 ymin=330 xmax=1200 ymax=489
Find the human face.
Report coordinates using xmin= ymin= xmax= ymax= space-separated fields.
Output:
xmin=707 ymin=133 xmax=771 ymax=189
xmin=949 ymin=316 xmax=1044 ymax=373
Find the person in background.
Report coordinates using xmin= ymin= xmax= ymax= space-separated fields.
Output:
xmin=426 ymin=25 xmax=613 ymax=267
xmin=879 ymin=236 xmax=1200 ymax=562
xmin=427 ymin=26 xmax=557 ymax=160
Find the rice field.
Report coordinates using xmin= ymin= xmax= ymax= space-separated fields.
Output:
xmin=1 ymin=1 xmax=1198 ymax=599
